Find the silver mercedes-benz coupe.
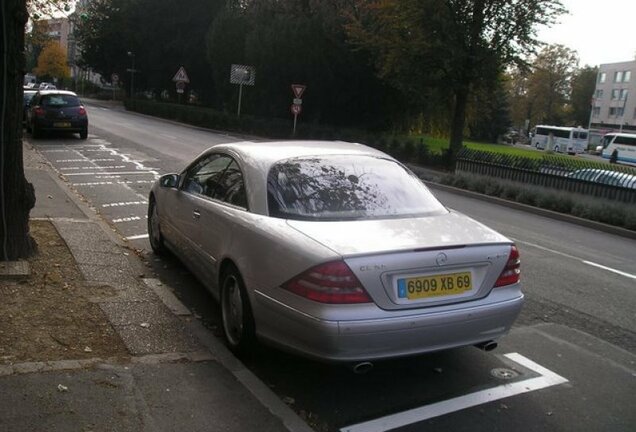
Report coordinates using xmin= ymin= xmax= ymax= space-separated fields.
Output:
xmin=148 ymin=140 xmax=523 ymax=362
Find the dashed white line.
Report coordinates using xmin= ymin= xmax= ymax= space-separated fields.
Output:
xmin=112 ymin=216 xmax=146 ymax=223
xmin=73 ymin=181 xmax=114 ymax=186
xmin=55 ymin=159 xmax=116 ymax=163
xmin=582 ymin=261 xmax=636 ymax=280
xmin=340 ymin=353 xmax=568 ymax=432
xmin=61 ymin=165 xmax=127 ymax=170
xmin=63 ymin=171 xmax=157 ymax=176
xmin=102 ymin=201 xmax=147 ymax=208
xmin=512 ymin=238 xmax=634 ymax=281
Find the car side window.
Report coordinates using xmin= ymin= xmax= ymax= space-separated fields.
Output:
xmin=181 ymin=154 xmax=248 ymax=209
xmin=182 ymin=154 xmax=232 ymax=196
xmin=212 ymin=160 xmax=248 ymax=208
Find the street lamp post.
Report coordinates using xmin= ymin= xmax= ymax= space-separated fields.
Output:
xmin=127 ymin=51 xmax=135 ymax=98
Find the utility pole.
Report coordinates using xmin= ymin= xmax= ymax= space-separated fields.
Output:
xmin=127 ymin=51 xmax=137 ymax=99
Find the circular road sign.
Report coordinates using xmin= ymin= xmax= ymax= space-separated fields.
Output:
xmin=291 ymin=104 xmax=302 ymax=115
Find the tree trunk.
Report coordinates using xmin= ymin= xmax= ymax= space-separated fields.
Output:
xmin=448 ymin=86 xmax=469 ymax=170
xmin=0 ymin=0 xmax=37 ymax=260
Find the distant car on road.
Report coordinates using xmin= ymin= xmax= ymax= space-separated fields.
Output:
xmin=147 ymin=140 xmax=524 ymax=365
xmin=26 ymin=90 xmax=88 ymax=140
xmin=38 ymin=82 xmax=57 ymax=90
xmin=567 ymin=168 xmax=636 ymax=189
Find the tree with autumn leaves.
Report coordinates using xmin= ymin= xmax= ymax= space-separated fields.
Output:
xmin=35 ymin=41 xmax=71 ymax=82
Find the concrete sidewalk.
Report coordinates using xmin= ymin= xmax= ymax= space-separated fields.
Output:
xmin=0 ymin=143 xmax=312 ymax=432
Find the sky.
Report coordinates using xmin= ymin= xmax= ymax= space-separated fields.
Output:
xmin=537 ymin=0 xmax=636 ymax=66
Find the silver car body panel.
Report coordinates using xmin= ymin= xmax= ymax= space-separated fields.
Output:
xmin=150 ymin=140 xmax=524 ymax=362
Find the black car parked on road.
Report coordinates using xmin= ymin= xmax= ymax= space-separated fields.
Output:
xmin=26 ymin=90 xmax=88 ymax=140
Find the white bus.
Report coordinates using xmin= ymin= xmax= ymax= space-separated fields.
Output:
xmin=599 ymin=132 xmax=636 ymax=165
xmin=531 ymin=125 xmax=589 ymax=154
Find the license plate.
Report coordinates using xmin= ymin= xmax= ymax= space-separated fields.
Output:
xmin=397 ymin=272 xmax=472 ymax=300
xmin=54 ymin=122 xmax=71 ymax=127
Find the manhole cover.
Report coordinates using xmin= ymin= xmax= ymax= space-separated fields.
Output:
xmin=491 ymin=368 xmax=519 ymax=380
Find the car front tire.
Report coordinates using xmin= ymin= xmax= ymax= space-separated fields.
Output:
xmin=220 ymin=265 xmax=255 ymax=354
xmin=147 ymin=198 xmax=166 ymax=255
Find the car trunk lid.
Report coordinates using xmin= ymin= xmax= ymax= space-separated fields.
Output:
xmin=287 ymin=211 xmax=514 ymax=310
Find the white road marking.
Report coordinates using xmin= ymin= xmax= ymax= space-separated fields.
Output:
xmin=510 ymin=238 xmax=581 ymax=261
xmin=112 ymin=216 xmax=145 ymax=223
xmin=160 ymin=133 xmax=177 ymax=139
xmin=63 ymin=171 xmax=157 ymax=176
xmin=582 ymin=261 xmax=636 ymax=280
xmin=512 ymin=238 xmax=634 ymax=281
xmin=60 ymin=165 xmax=127 ymax=170
xmin=55 ymin=158 xmax=116 ymax=162
xmin=72 ymin=180 xmax=155 ymax=187
xmin=73 ymin=181 xmax=114 ymax=186
xmin=125 ymin=234 xmax=149 ymax=241
xmin=102 ymin=201 xmax=147 ymax=208
xmin=340 ymin=353 xmax=568 ymax=432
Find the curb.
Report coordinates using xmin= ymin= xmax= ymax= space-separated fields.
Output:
xmin=425 ymin=181 xmax=636 ymax=240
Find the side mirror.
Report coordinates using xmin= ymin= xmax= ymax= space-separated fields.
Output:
xmin=159 ymin=173 xmax=180 ymax=188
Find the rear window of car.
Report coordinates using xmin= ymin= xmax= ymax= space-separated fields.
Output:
xmin=41 ymin=94 xmax=81 ymax=107
xmin=267 ymin=155 xmax=447 ymax=220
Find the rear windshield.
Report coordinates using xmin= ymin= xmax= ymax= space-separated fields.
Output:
xmin=41 ymin=94 xmax=81 ymax=107
xmin=267 ymin=155 xmax=447 ymax=221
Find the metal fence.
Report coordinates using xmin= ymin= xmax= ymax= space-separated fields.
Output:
xmin=456 ymin=148 xmax=636 ymax=203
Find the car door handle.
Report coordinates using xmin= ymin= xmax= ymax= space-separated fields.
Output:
xmin=192 ymin=210 xmax=201 ymax=220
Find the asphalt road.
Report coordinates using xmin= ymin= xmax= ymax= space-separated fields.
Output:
xmin=28 ymin=102 xmax=636 ymax=432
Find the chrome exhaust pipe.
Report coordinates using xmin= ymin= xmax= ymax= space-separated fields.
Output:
xmin=351 ymin=361 xmax=374 ymax=374
xmin=474 ymin=341 xmax=498 ymax=352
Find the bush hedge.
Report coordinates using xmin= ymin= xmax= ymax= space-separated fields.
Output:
xmin=124 ymin=99 xmax=450 ymax=168
xmin=440 ymin=172 xmax=636 ymax=231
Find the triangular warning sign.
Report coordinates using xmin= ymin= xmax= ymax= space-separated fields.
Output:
xmin=291 ymin=84 xmax=306 ymax=98
xmin=172 ymin=66 xmax=190 ymax=83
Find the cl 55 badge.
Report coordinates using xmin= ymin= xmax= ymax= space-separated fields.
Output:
xmin=360 ymin=264 xmax=386 ymax=272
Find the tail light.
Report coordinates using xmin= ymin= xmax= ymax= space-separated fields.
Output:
xmin=34 ymin=106 xmax=45 ymax=117
xmin=282 ymin=260 xmax=372 ymax=304
xmin=78 ymin=106 xmax=87 ymax=116
xmin=494 ymin=245 xmax=520 ymax=287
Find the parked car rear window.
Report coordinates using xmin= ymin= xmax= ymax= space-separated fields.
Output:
xmin=41 ymin=95 xmax=81 ymax=107
xmin=267 ymin=155 xmax=447 ymax=220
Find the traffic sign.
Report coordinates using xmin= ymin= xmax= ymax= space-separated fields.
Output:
xmin=293 ymin=98 xmax=302 ymax=105
xmin=172 ymin=66 xmax=190 ymax=83
xmin=176 ymin=81 xmax=186 ymax=94
xmin=291 ymin=84 xmax=306 ymax=99
xmin=111 ymin=73 xmax=119 ymax=84
xmin=291 ymin=104 xmax=302 ymax=115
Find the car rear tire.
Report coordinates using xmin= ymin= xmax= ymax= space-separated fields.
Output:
xmin=220 ymin=266 xmax=255 ymax=354
xmin=80 ymin=128 xmax=88 ymax=140
xmin=147 ymin=198 xmax=166 ymax=255
xmin=31 ymin=124 xmax=41 ymax=139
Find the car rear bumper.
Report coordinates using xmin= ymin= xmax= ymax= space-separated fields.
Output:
xmin=34 ymin=118 xmax=87 ymax=132
xmin=253 ymin=286 xmax=524 ymax=362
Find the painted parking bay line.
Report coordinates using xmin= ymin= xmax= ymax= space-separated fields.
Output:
xmin=340 ymin=353 xmax=568 ymax=432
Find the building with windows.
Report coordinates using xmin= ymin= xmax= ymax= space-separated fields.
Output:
xmin=590 ymin=60 xmax=636 ymax=132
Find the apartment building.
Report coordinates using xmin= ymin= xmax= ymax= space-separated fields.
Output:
xmin=590 ymin=59 xmax=636 ymax=132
